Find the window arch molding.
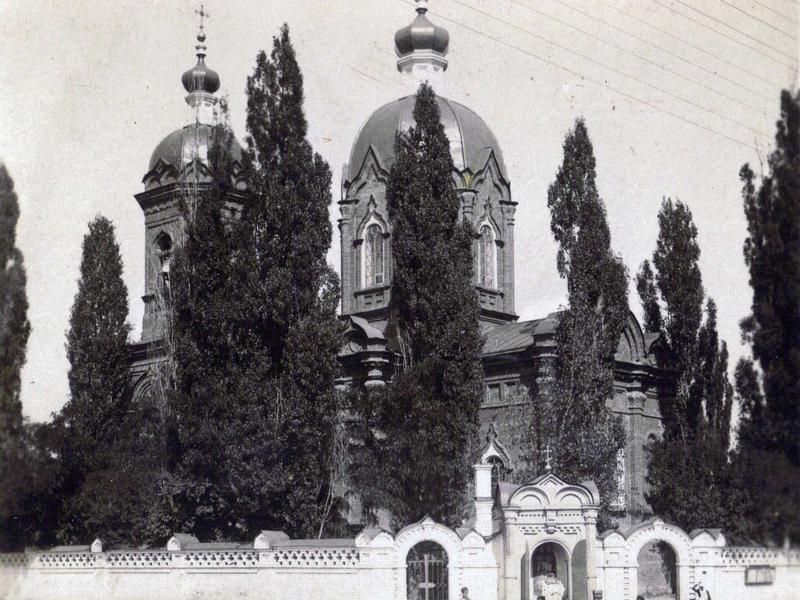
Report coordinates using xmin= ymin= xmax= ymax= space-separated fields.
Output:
xmin=356 ymin=201 xmax=389 ymax=290
xmin=476 ymin=219 xmax=499 ymax=290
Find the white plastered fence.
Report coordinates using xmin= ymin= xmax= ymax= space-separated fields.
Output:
xmin=2 ymin=466 xmax=800 ymax=600
xmin=0 ymin=517 xmax=496 ymax=600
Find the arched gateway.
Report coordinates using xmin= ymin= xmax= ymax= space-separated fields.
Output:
xmin=476 ymin=465 xmax=600 ymax=600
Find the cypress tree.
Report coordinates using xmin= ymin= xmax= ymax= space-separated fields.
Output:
xmin=354 ymin=84 xmax=484 ymax=527
xmin=544 ymin=118 xmax=627 ymax=523
xmin=59 ymin=215 xmax=132 ymax=542
xmin=0 ymin=164 xmax=32 ymax=550
xmin=732 ymin=89 xmax=800 ymax=544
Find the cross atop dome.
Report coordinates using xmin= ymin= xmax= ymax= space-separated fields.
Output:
xmin=195 ymin=3 xmax=209 ymax=35
xmin=394 ymin=0 xmax=450 ymax=88
xmin=180 ymin=4 xmax=220 ymax=126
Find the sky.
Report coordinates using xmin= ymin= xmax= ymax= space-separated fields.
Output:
xmin=0 ymin=0 xmax=797 ymax=422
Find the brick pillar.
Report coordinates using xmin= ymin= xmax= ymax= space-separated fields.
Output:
xmin=502 ymin=203 xmax=516 ymax=315
xmin=339 ymin=205 xmax=353 ymax=314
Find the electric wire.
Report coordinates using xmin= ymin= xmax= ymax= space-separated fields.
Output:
xmin=398 ymin=0 xmax=763 ymax=151
xmin=555 ymin=0 xmax=777 ymax=102
xmin=598 ymin=0 xmax=789 ymax=91
xmin=446 ymin=0 xmax=769 ymax=139
xmin=660 ymin=0 xmax=796 ymax=67
xmin=511 ymin=0 xmax=767 ymax=114
xmin=749 ymin=0 xmax=799 ymax=26
xmin=720 ymin=0 xmax=796 ymax=39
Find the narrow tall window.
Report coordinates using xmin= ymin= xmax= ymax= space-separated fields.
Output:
xmin=155 ymin=233 xmax=173 ymax=284
xmin=479 ymin=225 xmax=495 ymax=288
xmin=365 ymin=224 xmax=384 ymax=287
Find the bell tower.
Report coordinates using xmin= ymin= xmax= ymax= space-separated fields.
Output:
xmin=128 ymin=12 xmax=245 ymax=398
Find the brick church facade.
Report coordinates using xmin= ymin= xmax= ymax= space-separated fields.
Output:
xmin=129 ymin=1 xmax=676 ymax=525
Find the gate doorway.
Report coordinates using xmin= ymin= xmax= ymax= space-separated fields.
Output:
xmin=531 ymin=542 xmax=571 ymax=599
xmin=406 ymin=541 xmax=449 ymax=600
xmin=636 ymin=541 xmax=678 ymax=599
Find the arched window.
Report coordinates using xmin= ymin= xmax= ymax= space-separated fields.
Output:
xmin=155 ymin=233 xmax=173 ymax=285
xmin=365 ymin=224 xmax=385 ymax=288
xmin=487 ymin=456 xmax=506 ymax=492
xmin=478 ymin=224 xmax=495 ymax=288
xmin=407 ymin=541 xmax=448 ymax=600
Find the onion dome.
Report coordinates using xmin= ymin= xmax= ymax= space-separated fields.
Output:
xmin=394 ymin=0 xmax=449 ymax=58
xmin=346 ymin=94 xmax=507 ymax=183
xmin=181 ymin=31 xmax=220 ymax=95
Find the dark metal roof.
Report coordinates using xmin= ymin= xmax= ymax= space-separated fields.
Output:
xmin=394 ymin=10 xmax=449 ymax=56
xmin=148 ymin=124 xmax=243 ymax=174
xmin=482 ymin=319 xmax=544 ymax=355
xmin=347 ymin=95 xmax=507 ymax=183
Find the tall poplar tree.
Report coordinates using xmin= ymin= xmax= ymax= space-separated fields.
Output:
xmin=59 ymin=215 xmax=132 ymax=542
xmin=636 ymin=198 xmax=734 ymax=531
xmin=168 ymin=25 xmax=342 ymax=541
xmin=0 ymin=164 xmax=32 ymax=550
xmin=543 ymin=119 xmax=627 ymax=522
xmin=731 ymin=89 xmax=800 ymax=544
xmin=353 ymin=84 xmax=484 ymax=527
xmin=240 ymin=24 xmax=342 ymax=538
xmin=645 ymin=299 xmax=734 ymax=530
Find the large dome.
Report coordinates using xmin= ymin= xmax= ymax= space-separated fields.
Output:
xmin=143 ymin=123 xmax=244 ymax=191
xmin=347 ymin=95 xmax=507 ymax=183
xmin=148 ymin=123 xmax=243 ymax=173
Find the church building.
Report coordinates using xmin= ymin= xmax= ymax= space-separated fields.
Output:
xmin=129 ymin=0 xmax=677 ymax=526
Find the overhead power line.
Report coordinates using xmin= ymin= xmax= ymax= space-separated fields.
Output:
xmin=399 ymin=0 xmax=761 ymax=151
xmin=598 ymin=0 xmax=790 ymax=92
xmin=659 ymin=0 xmax=797 ymax=67
xmin=512 ymin=0 xmax=767 ymax=114
xmin=446 ymin=0 xmax=768 ymax=139
xmin=749 ymin=0 xmax=799 ymax=26
xmin=720 ymin=0 xmax=796 ymax=39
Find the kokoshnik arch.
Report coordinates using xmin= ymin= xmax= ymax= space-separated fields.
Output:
xmin=127 ymin=0 xmax=677 ymax=527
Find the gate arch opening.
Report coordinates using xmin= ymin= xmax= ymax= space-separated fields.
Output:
xmin=406 ymin=541 xmax=449 ymax=600
xmin=636 ymin=540 xmax=678 ymax=599
xmin=531 ymin=541 xmax=571 ymax=599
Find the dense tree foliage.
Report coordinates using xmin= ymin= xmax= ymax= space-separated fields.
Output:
xmin=732 ymin=89 xmax=800 ymax=545
xmin=645 ymin=300 xmax=734 ymax=530
xmin=0 ymin=164 xmax=33 ymax=550
xmin=651 ymin=200 xmax=704 ymax=371
xmin=635 ymin=197 xmax=734 ymax=531
xmin=166 ymin=25 xmax=343 ymax=541
xmin=57 ymin=216 xmax=133 ymax=543
xmin=496 ymin=120 xmax=626 ymax=525
xmin=351 ymin=84 xmax=484 ymax=528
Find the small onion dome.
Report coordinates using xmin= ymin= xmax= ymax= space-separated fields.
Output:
xmin=181 ymin=32 xmax=220 ymax=95
xmin=394 ymin=1 xmax=449 ymax=57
